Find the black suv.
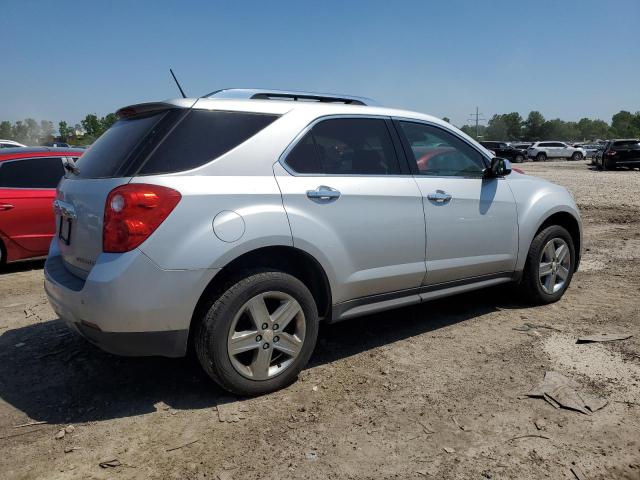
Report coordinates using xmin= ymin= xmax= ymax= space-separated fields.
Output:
xmin=480 ymin=141 xmax=527 ymax=163
xmin=596 ymin=139 xmax=640 ymax=170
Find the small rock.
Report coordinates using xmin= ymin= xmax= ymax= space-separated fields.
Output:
xmin=305 ymin=451 xmax=318 ymax=461
xmin=534 ymin=419 xmax=547 ymax=431
xmin=312 ymin=386 xmax=318 ymax=392
xmin=65 ymin=425 xmax=75 ymax=434
xmin=443 ymin=447 xmax=456 ymax=454
xmin=380 ymin=365 xmax=390 ymax=375
xmin=55 ymin=429 xmax=65 ymax=440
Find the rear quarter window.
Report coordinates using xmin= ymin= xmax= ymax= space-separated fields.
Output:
xmin=138 ymin=110 xmax=279 ymax=175
xmin=613 ymin=140 xmax=640 ymax=149
xmin=75 ymin=109 xmax=279 ymax=178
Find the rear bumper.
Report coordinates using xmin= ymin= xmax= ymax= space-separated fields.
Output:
xmin=44 ymin=241 xmax=219 ymax=357
xmin=613 ymin=158 xmax=640 ymax=167
xmin=67 ymin=321 xmax=189 ymax=357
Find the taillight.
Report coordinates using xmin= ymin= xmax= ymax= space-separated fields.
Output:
xmin=103 ymin=184 xmax=181 ymax=253
xmin=605 ymin=150 xmax=617 ymax=156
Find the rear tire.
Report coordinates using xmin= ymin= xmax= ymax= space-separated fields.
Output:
xmin=519 ymin=225 xmax=575 ymax=305
xmin=515 ymin=154 xmax=524 ymax=163
xmin=571 ymin=152 xmax=583 ymax=161
xmin=195 ymin=271 xmax=319 ymax=396
xmin=535 ymin=153 xmax=547 ymax=162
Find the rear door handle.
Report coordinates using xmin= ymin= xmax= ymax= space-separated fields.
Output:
xmin=0 ymin=203 xmax=14 ymax=211
xmin=427 ymin=190 xmax=452 ymax=203
xmin=306 ymin=186 xmax=341 ymax=201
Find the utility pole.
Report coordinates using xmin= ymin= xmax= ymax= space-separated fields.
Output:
xmin=468 ymin=106 xmax=485 ymax=139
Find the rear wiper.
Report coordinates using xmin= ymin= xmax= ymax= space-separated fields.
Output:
xmin=62 ymin=157 xmax=80 ymax=175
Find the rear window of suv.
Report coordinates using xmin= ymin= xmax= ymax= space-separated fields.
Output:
xmin=76 ymin=109 xmax=279 ymax=178
xmin=613 ymin=140 xmax=640 ymax=149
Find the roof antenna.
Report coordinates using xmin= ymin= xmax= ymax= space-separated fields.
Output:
xmin=169 ymin=68 xmax=187 ymax=98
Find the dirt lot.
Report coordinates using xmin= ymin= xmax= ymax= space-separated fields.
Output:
xmin=1 ymin=160 xmax=639 ymax=480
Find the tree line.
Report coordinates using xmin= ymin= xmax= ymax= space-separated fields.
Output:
xmin=458 ymin=110 xmax=640 ymax=142
xmin=2 ymin=109 xmax=640 ymax=146
xmin=0 ymin=113 xmax=117 ymax=146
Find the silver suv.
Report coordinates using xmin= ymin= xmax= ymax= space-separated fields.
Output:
xmin=45 ymin=89 xmax=582 ymax=395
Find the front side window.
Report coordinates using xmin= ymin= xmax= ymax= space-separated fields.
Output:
xmin=285 ymin=118 xmax=400 ymax=175
xmin=399 ymin=121 xmax=486 ymax=177
xmin=0 ymin=157 xmax=64 ymax=188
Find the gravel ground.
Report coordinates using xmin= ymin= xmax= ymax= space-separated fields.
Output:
xmin=0 ymin=160 xmax=639 ymax=480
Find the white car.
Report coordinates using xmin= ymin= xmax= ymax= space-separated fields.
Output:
xmin=527 ymin=142 xmax=586 ymax=161
xmin=0 ymin=139 xmax=26 ymax=149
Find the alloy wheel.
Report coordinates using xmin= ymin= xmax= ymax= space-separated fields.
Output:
xmin=227 ymin=291 xmax=306 ymax=380
xmin=538 ymin=238 xmax=571 ymax=294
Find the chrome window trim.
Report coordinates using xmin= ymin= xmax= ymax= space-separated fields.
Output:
xmin=278 ymin=114 xmax=497 ymax=180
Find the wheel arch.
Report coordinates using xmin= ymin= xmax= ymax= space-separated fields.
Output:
xmin=189 ymin=245 xmax=332 ymax=345
xmin=534 ymin=211 xmax=582 ymax=270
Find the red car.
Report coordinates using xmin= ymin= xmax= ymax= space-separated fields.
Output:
xmin=0 ymin=147 xmax=84 ymax=265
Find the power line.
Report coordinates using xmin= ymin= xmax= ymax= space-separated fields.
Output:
xmin=467 ymin=106 xmax=486 ymax=138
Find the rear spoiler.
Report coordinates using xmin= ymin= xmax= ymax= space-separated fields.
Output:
xmin=116 ymin=99 xmax=197 ymax=119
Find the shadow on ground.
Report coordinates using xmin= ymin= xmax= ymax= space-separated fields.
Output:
xmin=0 ymin=286 xmax=527 ymax=424
xmin=0 ymin=259 xmax=45 ymax=276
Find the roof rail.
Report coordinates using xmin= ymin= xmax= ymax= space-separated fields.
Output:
xmin=203 ymin=88 xmax=378 ymax=106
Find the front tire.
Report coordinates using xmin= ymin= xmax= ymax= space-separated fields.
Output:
xmin=515 ymin=154 xmax=524 ymax=163
xmin=519 ymin=225 xmax=575 ymax=305
xmin=195 ymin=271 xmax=319 ymax=396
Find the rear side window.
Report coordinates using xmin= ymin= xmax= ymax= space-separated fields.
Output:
xmin=613 ymin=140 xmax=640 ymax=149
xmin=0 ymin=157 xmax=64 ymax=188
xmin=285 ymin=118 xmax=400 ymax=175
xmin=139 ymin=110 xmax=278 ymax=175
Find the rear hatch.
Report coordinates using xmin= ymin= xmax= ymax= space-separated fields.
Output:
xmin=54 ymin=101 xmax=281 ymax=279
xmin=55 ymin=105 xmax=182 ymax=278
xmin=613 ymin=140 xmax=640 ymax=162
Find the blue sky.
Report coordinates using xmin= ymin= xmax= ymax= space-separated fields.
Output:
xmin=2 ymin=0 xmax=638 ymax=127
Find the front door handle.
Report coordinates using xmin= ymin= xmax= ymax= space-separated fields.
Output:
xmin=427 ymin=190 xmax=452 ymax=203
xmin=0 ymin=203 xmax=14 ymax=211
xmin=306 ymin=185 xmax=341 ymax=201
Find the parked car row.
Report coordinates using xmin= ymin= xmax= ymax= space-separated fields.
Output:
xmin=479 ymin=141 xmax=592 ymax=163
xmin=0 ymin=147 xmax=84 ymax=264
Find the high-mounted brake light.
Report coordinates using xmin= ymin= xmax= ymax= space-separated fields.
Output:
xmin=103 ymin=184 xmax=181 ymax=253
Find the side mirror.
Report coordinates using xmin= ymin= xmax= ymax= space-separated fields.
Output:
xmin=485 ymin=157 xmax=512 ymax=177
